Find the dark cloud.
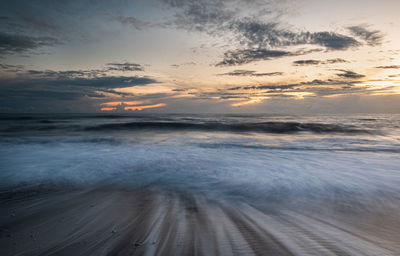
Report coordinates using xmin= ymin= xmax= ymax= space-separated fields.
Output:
xmin=293 ymin=60 xmax=321 ymax=66
xmin=23 ymin=63 xmax=145 ymax=79
xmin=170 ymin=62 xmax=196 ymax=68
xmin=232 ymin=20 xmax=360 ymax=50
xmin=3 ymin=74 xmax=157 ymax=89
xmin=157 ymin=0 xmax=369 ymax=59
xmin=336 ymin=70 xmax=365 ymax=79
xmin=309 ymin=32 xmax=359 ymax=50
xmin=376 ymin=65 xmax=400 ymax=69
xmin=0 ymin=32 xmax=59 ymax=55
xmin=326 ymin=58 xmax=349 ymax=64
xmin=0 ymin=64 xmax=159 ymax=112
xmin=216 ymin=48 xmax=320 ymax=66
xmin=218 ymin=70 xmax=283 ymax=76
xmin=0 ymin=63 xmax=24 ymax=71
xmin=226 ymin=86 xmax=242 ymax=91
xmin=293 ymin=58 xmax=349 ymax=66
xmin=159 ymin=0 xmax=235 ymax=33
xmin=48 ymin=76 xmax=156 ymax=88
xmin=347 ymin=25 xmax=384 ymax=46
xmin=244 ymin=84 xmax=297 ymax=90
xmin=228 ymin=78 xmax=361 ymax=91
xmin=106 ymin=62 xmax=144 ymax=72
xmin=216 ymin=49 xmax=290 ymax=66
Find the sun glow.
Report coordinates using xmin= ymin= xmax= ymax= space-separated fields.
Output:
xmin=124 ymin=103 xmax=166 ymax=111
xmin=100 ymin=101 xmax=147 ymax=107
xmin=231 ymin=98 xmax=264 ymax=107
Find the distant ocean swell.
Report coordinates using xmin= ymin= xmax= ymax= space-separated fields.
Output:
xmin=1 ymin=121 xmax=373 ymax=134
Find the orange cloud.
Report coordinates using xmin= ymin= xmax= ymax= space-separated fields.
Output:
xmin=124 ymin=103 xmax=166 ymax=111
xmin=100 ymin=101 xmax=146 ymax=107
xmin=100 ymin=107 xmax=117 ymax=111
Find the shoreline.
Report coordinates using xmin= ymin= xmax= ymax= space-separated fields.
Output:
xmin=1 ymin=187 xmax=399 ymax=255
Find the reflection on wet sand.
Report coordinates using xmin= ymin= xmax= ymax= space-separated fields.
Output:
xmin=1 ymin=188 xmax=399 ymax=256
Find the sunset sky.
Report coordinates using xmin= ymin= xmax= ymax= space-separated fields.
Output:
xmin=1 ymin=0 xmax=400 ymax=113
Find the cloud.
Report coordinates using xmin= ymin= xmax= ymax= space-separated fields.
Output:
xmin=293 ymin=60 xmax=321 ymax=66
xmin=216 ymin=48 xmax=320 ymax=66
xmin=293 ymin=58 xmax=349 ymax=66
xmin=376 ymin=65 xmax=400 ymax=69
xmin=170 ymin=62 xmax=196 ymax=68
xmin=216 ymin=49 xmax=290 ymax=66
xmin=309 ymin=31 xmax=359 ymax=50
xmin=157 ymin=0 xmax=366 ymax=54
xmin=99 ymin=101 xmax=166 ymax=111
xmin=326 ymin=58 xmax=349 ymax=64
xmin=347 ymin=25 xmax=384 ymax=46
xmin=0 ymin=32 xmax=59 ymax=55
xmin=244 ymin=84 xmax=298 ymax=90
xmin=232 ymin=20 xmax=360 ymax=50
xmin=122 ymin=1 xmax=383 ymax=68
xmin=226 ymin=78 xmax=362 ymax=92
xmin=3 ymin=73 xmax=157 ymax=89
xmin=123 ymin=103 xmax=166 ymax=111
xmin=159 ymin=0 xmax=235 ymax=33
xmin=106 ymin=62 xmax=144 ymax=72
xmin=336 ymin=70 xmax=365 ymax=79
xmin=218 ymin=70 xmax=283 ymax=76
xmin=0 ymin=63 xmax=24 ymax=71
xmin=0 ymin=64 xmax=160 ymax=112
xmin=49 ymin=76 xmax=157 ymax=88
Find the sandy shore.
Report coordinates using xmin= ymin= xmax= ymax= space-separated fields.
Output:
xmin=1 ymin=187 xmax=399 ymax=256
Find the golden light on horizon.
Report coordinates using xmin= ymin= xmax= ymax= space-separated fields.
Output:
xmin=100 ymin=101 xmax=166 ymax=111
xmin=100 ymin=101 xmax=147 ymax=107
xmin=124 ymin=103 xmax=166 ymax=111
xmin=100 ymin=107 xmax=117 ymax=111
xmin=231 ymin=98 xmax=264 ymax=107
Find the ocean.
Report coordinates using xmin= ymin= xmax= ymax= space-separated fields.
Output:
xmin=1 ymin=113 xmax=400 ymax=255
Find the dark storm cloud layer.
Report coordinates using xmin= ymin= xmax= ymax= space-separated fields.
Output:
xmin=293 ymin=58 xmax=349 ymax=66
xmin=1 ymin=67 xmax=157 ymax=89
xmin=19 ymin=76 xmax=156 ymax=89
xmin=0 ymin=64 xmax=159 ymax=111
xmin=218 ymin=70 xmax=283 ymax=77
xmin=0 ymin=32 xmax=59 ymax=55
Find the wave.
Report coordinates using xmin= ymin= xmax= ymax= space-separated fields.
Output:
xmin=85 ymin=121 xmax=372 ymax=134
xmin=195 ymin=142 xmax=400 ymax=153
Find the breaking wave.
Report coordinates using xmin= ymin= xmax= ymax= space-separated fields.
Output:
xmin=85 ymin=121 xmax=371 ymax=134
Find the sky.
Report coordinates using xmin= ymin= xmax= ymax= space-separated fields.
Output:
xmin=1 ymin=0 xmax=400 ymax=113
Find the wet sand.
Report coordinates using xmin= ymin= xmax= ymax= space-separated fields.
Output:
xmin=1 ymin=187 xmax=399 ymax=256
